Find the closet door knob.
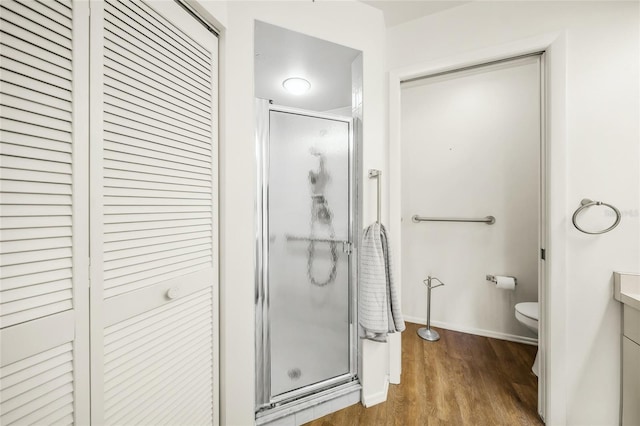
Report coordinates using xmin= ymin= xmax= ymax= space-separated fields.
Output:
xmin=166 ymin=287 xmax=181 ymax=300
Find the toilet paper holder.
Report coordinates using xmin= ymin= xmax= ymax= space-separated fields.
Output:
xmin=486 ymin=275 xmax=517 ymax=285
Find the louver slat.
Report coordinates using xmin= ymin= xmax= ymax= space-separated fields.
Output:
xmin=0 ymin=7 xmax=71 ymax=51
xmin=15 ymin=0 xmax=72 ymax=29
xmin=0 ymin=205 xmax=71 ymax=218
xmin=103 ymin=125 xmax=211 ymax=159
xmin=103 ymin=168 xmax=211 ymax=188
xmin=104 ymin=148 xmax=210 ymax=177
xmin=0 ymin=33 xmax=72 ymax=70
xmin=0 ymin=0 xmax=75 ymax=329
xmin=105 ymin=249 xmax=212 ymax=280
xmin=104 ymin=177 xmax=210 ymax=194
xmin=102 ymin=0 xmax=214 ymax=297
xmin=103 ymin=211 xmax=211 ymax=225
xmin=103 ymin=0 xmax=210 ymax=83
xmin=0 ymin=0 xmax=85 ymax=422
xmin=103 ymin=141 xmax=210 ymax=172
xmin=1 ymin=82 xmax=71 ymax=115
xmin=104 ymin=108 xmax=211 ymax=149
xmin=103 ymin=31 xmax=210 ymax=105
xmin=0 ymin=45 xmax=71 ymax=82
xmin=103 ymin=289 xmax=212 ymax=425
xmin=104 ymin=81 xmax=211 ymax=134
xmin=104 ymin=218 xmax=211 ymax=234
xmin=103 ymin=58 xmax=209 ymax=121
xmin=0 ymin=155 xmax=71 ymax=175
xmin=0 ymin=69 xmax=71 ymax=103
xmin=104 ymin=94 xmax=211 ymax=142
xmin=127 ymin=0 xmax=210 ymax=66
xmin=104 ymin=230 xmax=210 ymax=252
xmin=1 ymin=0 xmax=72 ymax=39
xmin=104 ymin=225 xmax=212 ymax=244
xmin=0 ymin=343 xmax=74 ymax=425
xmin=1 ymin=143 xmax=72 ymax=163
xmin=104 ymin=157 xmax=210 ymax=182
xmin=0 ymin=168 xmax=72 ymax=185
xmin=37 ymin=0 xmax=72 ymax=20
xmin=104 ymin=206 xmax=211 ymax=217
xmin=105 ymin=294 xmax=209 ymax=354
xmin=0 ymin=279 xmax=72 ymax=303
xmin=0 ymin=93 xmax=72 ymax=122
xmin=1 ymin=270 xmax=72 ymax=293
xmin=0 ymin=105 xmax=72 ymax=133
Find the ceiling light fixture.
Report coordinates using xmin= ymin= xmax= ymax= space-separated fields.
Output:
xmin=283 ymin=77 xmax=311 ymax=95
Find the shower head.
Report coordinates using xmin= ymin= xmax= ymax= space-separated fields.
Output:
xmin=309 ymin=147 xmax=323 ymax=157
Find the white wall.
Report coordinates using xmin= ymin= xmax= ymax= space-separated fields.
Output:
xmin=196 ymin=2 xmax=387 ymax=424
xmin=400 ymin=57 xmax=541 ymax=342
xmin=388 ymin=2 xmax=640 ymax=425
xmin=324 ymin=106 xmax=353 ymax=117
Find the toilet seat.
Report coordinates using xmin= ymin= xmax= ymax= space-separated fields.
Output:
xmin=515 ymin=302 xmax=538 ymax=321
xmin=515 ymin=302 xmax=539 ymax=332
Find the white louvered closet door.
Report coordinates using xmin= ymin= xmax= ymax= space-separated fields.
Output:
xmin=89 ymin=1 xmax=218 ymax=424
xmin=0 ymin=0 xmax=90 ymax=425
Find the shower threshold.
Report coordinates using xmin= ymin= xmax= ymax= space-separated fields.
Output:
xmin=256 ymin=381 xmax=361 ymax=426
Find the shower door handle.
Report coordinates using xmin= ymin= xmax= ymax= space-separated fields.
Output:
xmin=342 ymin=241 xmax=353 ymax=255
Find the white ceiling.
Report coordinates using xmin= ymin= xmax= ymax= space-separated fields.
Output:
xmin=254 ymin=2 xmax=468 ymax=110
xmin=254 ymin=21 xmax=361 ymax=112
xmin=362 ymin=1 xmax=470 ymax=27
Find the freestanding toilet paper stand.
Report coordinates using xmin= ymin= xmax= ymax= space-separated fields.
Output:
xmin=418 ymin=276 xmax=445 ymax=342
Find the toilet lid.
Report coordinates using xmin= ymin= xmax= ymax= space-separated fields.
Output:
xmin=516 ymin=302 xmax=538 ymax=320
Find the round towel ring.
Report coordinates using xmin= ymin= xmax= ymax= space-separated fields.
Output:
xmin=572 ymin=198 xmax=621 ymax=235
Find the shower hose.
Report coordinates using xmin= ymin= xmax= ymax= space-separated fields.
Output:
xmin=307 ymin=199 xmax=338 ymax=287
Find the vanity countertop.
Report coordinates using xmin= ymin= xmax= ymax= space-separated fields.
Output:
xmin=615 ymin=272 xmax=640 ymax=311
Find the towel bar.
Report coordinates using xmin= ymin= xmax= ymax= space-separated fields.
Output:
xmin=572 ymin=198 xmax=621 ymax=234
xmin=368 ymin=169 xmax=381 ymax=223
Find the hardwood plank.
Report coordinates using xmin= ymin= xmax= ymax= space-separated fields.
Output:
xmin=303 ymin=323 xmax=542 ymax=426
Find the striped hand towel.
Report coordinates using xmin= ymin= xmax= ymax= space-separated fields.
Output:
xmin=359 ymin=222 xmax=405 ymax=342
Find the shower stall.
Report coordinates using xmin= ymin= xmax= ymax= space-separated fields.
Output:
xmin=255 ymin=99 xmax=359 ymax=412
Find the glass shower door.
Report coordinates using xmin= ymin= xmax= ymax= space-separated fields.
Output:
xmin=267 ymin=108 xmax=353 ymax=401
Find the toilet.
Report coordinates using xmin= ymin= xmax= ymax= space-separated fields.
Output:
xmin=515 ymin=302 xmax=539 ymax=376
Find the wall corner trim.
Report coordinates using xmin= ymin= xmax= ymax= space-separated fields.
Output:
xmin=362 ymin=375 xmax=389 ymax=408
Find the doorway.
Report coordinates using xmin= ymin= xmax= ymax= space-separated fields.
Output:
xmin=394 ymin=53 xmax=547 ymax=420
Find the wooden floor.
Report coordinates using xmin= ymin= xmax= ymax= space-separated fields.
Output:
xmin=305 ymin=323 xmax=542 ymax=426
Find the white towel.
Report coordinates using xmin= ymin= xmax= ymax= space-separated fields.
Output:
xmin=381 ymin=224 xmax=405 ymax=333
xmin=359 ymin=222 xmax=405 ymax=342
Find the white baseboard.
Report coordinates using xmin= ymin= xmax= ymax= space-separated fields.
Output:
xmin=404 ymin=315 xmax=538 ymax=346
xmin=361 ymin=376 xmax=389 ymax=408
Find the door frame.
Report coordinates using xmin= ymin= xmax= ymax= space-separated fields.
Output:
xmin=254 ymin=101 xmax=359 ymax=411
xmin=388 ymin=32 xmax=568 ymax=424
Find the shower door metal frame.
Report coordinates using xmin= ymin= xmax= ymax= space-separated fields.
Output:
xmin=255 ymin=100 xmax=360 ymax=411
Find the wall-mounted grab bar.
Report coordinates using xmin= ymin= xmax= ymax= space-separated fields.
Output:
xmin=369 ymin=169 xmax=381 ymax=223
xmin=412 ymin=215 xmax=496 ymax=225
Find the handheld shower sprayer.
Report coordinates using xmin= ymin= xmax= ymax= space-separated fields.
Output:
xmin=306 ymin=147 xmax=338 ymax=287
xmin=308 ymin=148 xmax=329 ymax=195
